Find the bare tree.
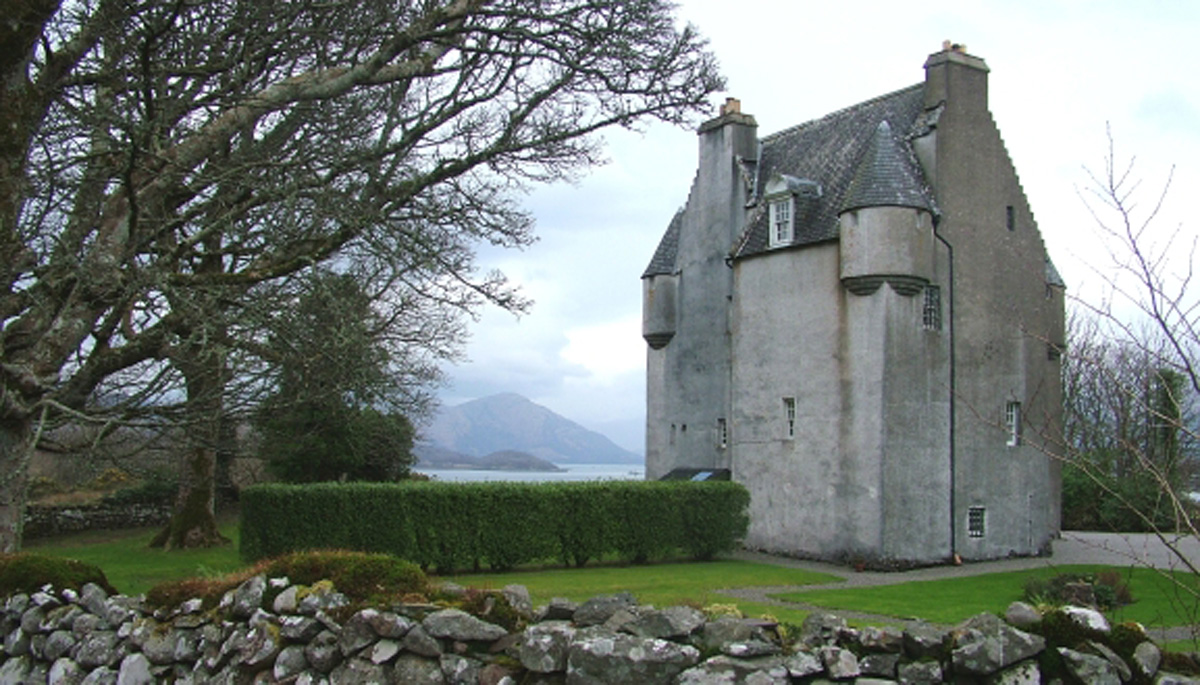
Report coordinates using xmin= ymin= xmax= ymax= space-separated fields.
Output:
xmin=1058 ymin=129 xmax=1199 ymax=633
xmin=0 ymin=0 xmax=723 ymax=551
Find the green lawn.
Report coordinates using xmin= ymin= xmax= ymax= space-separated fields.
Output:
xmin=26 ymin=522 xmax=243 ymax=596
xmin=443 ymin=560 xmax=842 ymax=625
xmin=23 ymin=524 xmax=1200 ymax=642
xmin=771 ymin=564 xmax=1200 ymax=628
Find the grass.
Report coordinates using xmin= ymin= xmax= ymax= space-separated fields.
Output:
xmin=26 ymin=520 xmax=243 ymax=596
xmin=22 ymin=524 xmax=1200 ymax=645
xmin=771 ymin=564 xmax=1200 ymax=628
xmin=443 ymin=560 xmax=842 ymax=624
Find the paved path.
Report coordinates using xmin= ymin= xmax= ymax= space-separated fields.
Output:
xmin=719 ymin=532 xmax=1200 ymax=641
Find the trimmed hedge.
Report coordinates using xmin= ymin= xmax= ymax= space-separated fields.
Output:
xmin=239 ymin=480 xmax=749 ymax=572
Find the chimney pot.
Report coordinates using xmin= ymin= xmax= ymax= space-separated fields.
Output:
xmin=720 ymin=97 xmax=741 ymax=116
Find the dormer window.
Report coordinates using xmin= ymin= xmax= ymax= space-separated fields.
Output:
xmin=763 ymin=173 xmax=820 ymax=250
xmin=770 ymin=198 xmax=793 ymax=246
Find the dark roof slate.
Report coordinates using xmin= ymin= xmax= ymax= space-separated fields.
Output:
xmin=643 ymin=208 xmax=683 ymax=277
xmin=733 ymin=84 xmax=931 ymax=259
xmin=841 ymin=120 xmax=933 ymax=213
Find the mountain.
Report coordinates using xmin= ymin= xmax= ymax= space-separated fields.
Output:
xmin=412 ymin=444 xmax=564 ymax=472
xmin=421 ymin=393 xmax=642 ymax=464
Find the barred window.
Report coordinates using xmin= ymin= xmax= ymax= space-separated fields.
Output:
xmin=968 ymin=506 xmax=986 ymax=538
xmin=717 ymin=418 xmax=728 ymax=449
xmin=1005 ymin=401 xmax=1022 ymax=447
xmin=922 ymin=285 xmax=942 ymax=331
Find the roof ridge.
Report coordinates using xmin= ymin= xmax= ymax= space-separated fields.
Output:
xmin=760 ymin=83 xmax=924 ymax=143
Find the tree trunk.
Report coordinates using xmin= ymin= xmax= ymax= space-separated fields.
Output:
xmin=149 ymin=443 xmax=228 ymax=549
xmin=150 ymin=344 xmax=230 ymax=550
xmin=0 ymin=419 xmax=32 ymax=552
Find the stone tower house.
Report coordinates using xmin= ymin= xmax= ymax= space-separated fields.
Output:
xmin=642 ymin=45 xmax=1065 ymax=565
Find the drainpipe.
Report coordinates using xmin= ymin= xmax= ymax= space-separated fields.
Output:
xmin=934 ymin=225 xmax=957 ymax=561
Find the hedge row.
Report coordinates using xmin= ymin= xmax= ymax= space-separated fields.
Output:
xmin=239 ymin=480 xmax=749 ymax=572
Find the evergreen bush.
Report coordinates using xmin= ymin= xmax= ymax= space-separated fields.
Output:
xmin=239 ymin=480 xmax=751 ymax=571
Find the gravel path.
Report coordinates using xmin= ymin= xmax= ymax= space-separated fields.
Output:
xmin=718 ymin=532 xmax=1200 ymax=642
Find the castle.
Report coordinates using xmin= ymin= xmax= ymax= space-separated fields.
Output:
xmin=642 ymin=45 xmax=1064 ymax=564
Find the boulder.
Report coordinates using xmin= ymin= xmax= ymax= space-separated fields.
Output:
xmin=991 ymin=660 xmax=1040 ymax=685
xmin=783 ymin=650 xmax=823 ymax=679
xmin=519 ymin=621 xmax=576 ymax=673
xmin=440 ymin=654 xmax=482 ymax=685
xmin=225 ymin=576 xmax=265 ymax=620
xmin=903 ymin=621 xmax=947 ymax=659
xmin=1004 ymin=601 xmax=1042 ymax=629
xmin=115 ymin=653 xmax=153 ymax=685
xmin=402 ymin=624 xmax=444 ymax=658
xmin=423 ymin=609 xmax=507 ymax=643
xmin=1058 ymin=646 xmax=1121 ymax=685
xmin=272 ymin=645 xmax=309 ymax=682
xmin=501 ymin=585 xmax=534 ymax=619
xmin=394 ymin=653 xmax=447 ymax=683
xmin=896 ymin=659 xmax=942 ymax=684
xmin=540 ymin=597 xmax=578 ymax=621
xmin=949 ymin=613 xmax=1044 ymax=676
xmin=676 ymin=655 xmax=789 ymax=684
xmin=627 ymin=606 xmax=706 ymax=640
xmin=330 ymin=657 xmax=389 ymax=684
xmin=798 ymin=612 xmax=847 ymax=648
xmin=819 ymin=645 xmax=860 ymax=680
xmin=858 ymin=625 xmax=905 ymax=653
xmin=573 ymin=593 xmax=638 ymax=627
xmin=1133 ymin=640 xmax=1162 ymax=679
xmin=1063 ymin=605 xmax=1110 ymax=633
xmin=566 ymin=627 xmax=700 ymax=684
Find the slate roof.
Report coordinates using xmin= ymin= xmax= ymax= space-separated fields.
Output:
xmin=643 ymin=207 xmax=683 ymax=278
xmin=734 ymin=83 xmax=932 ymax=259
xmin=841 ymin=120 xmax=934 ymax=214
xmin=642 ymin=83 xmax=937 ymax=276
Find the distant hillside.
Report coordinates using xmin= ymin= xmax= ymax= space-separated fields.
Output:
xmin=421 ymin=393 xmax=642 ymax=464
xmin=412 ymin=444 xmax=563 ymax=472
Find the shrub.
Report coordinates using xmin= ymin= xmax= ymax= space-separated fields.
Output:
xmin=102 ymin=477 xmax=178 ymax=506
xmin=240 ymin=480 xmax=751 ymax=571
xmin=0 ymin=553 xmax=117 ymax=596
xmin=146 ymin=549 xmax=427 ymax=609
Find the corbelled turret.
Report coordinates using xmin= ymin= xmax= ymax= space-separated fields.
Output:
xmin=838 ymin=120 xmax=936 ymax=296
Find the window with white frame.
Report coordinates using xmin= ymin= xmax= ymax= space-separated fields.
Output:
xmin=716 ymin=418 xmax=728 ymax=449
xmin=769 ymin=197 xmax=793 ymax=247
xmin=1005 ymin=401 xmax=1022 ymax=446
xmin=783 ymin=397 xmax=796 ymax=439
xmin=968 ymin=506 xmax=986 ymax=538
xmin=922 ymin=285 xmax=942 ymax=331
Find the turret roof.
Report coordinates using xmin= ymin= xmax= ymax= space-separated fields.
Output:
xmin=841 ymin=120 xmax=933 ymax=214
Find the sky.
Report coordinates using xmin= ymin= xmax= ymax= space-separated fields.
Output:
xmin=433 ymin=0 xmax=1200 ymax=454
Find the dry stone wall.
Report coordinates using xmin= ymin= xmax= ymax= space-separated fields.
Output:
xmin=0 ymin=576 xmax=1194 ymax=684
xmin=23 ymin=504 xmax=171 ymax=541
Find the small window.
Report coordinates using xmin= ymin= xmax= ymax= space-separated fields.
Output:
xmin=1047 ymin=343 xmax=1063 ymax=361
xmin=783 ymin=397 xmax=796 ymax=439
xmin=922 ymin=285 xmax=942 ymax=331
xmin=716 ymin=418 xmax=728 ymax=449
xmin=968 ymin=506 xmax=986 ymax=538
xmin=1006 ymin=205 xmax=1015 ymax=231
xmin=1005 ymin=401 xmax=1022 ymax=446
xmin=669 ymin=424 xmax=676 ymax=446
xmin=770 ymin=198 xmax=793 ymax=247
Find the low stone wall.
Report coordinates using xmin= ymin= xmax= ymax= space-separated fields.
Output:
xmin=23 ymin=502 xmax=171 ymax=540
xmin=0 ymin=576 xmax=1191 ymax=684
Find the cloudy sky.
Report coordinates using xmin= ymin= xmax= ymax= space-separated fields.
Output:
xmin=434 ymin=0 xmax=1200 ymax=454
